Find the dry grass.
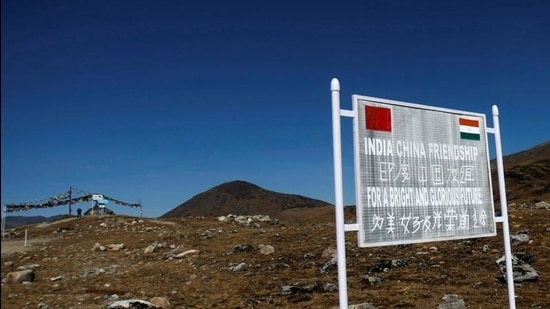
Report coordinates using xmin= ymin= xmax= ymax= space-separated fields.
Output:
xmin=2 ymin=204 xmax=549 ymax=309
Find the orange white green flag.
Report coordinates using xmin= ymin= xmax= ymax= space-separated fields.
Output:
xmin=459 ymin=117 xmax=481 ymax=140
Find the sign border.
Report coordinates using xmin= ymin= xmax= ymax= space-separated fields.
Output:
xmin=352 ymin=94 xmax=497 ymax=247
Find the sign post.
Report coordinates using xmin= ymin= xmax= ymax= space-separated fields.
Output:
xmin=330 ymin=78 xmax=515 ymax=308
xmin=331 ymin=78 xmax=349 ymax=309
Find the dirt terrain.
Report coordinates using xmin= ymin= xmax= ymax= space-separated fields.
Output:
xmin=2 ymin=237 xmax=52 ymax=255
xmin=2 ymin=203 xmax=549 ymax=309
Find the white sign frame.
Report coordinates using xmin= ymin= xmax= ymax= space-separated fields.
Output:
xmin=352 ymin=95 xmax=496 ymax=247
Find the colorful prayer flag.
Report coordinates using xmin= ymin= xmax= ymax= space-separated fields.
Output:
xmin=459 ymin=117 xmax=481 ymax=140
xmin=365 ymin=105 xmax=392 ymax=132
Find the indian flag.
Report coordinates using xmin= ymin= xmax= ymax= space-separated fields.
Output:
xmin=459 ymin=117 xmax=481 ymax=140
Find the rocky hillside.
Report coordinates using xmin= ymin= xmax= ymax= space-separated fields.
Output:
xmin=161 ymin=180 xmax=332 ymax=218
xmin=492 ymin=140 xmax=550 ymax=204
xmin=2 ymin=204 xmax=549 ymax=308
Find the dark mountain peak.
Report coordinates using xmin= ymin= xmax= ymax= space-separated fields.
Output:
xmin=207 ymin=180 xmax=263 ymax=199
xmin=161 ymin=180 xmax=331 ymax=218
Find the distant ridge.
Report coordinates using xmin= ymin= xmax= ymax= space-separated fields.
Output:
xmin=3 ymin=215 xmax=66 ymax=229
xmin=502 ymin=140 xmax=550 ymax=167
xmin=493 ymin=140 xmax=550 ymax=203
xmin=161 ymin=180 xmax=332 ymax=218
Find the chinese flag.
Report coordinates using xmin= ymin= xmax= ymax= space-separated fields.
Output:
xmin=365 ymin=105 xmax=392 ymax=132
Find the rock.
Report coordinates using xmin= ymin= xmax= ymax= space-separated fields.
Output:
xmin=174 ymin=249 xmax=200 ymax=258
xmin=259 ymin=244 xmax=275 ymax=255
xmin=144 ymin=242 xmax=158 ymax=254
xmin=217 ymin=215 xmax=231 ymax=222
xmin=231 ymin=262 xmax=247 ymax=272
xmin=437 ymin=294 xmax=466 ymax=309
xmin=104 ymin=299 xmax=160 ymax=309
xmin=107 ymin=243 xmax=125 ymax=251
xmin=511 ymin=233 xmax=529 ymax=245
xmin=361 ymin=275 xmax=381 ymax=285
xmin=369 ymin=259 xmax=409 ymax=273
xmin=16 ymin=263 xmax=41 ymax=270
xmin=322 ymin=247 xmax=337 ymax=258
xmin=496 ymin=254 xmax=539 ymax=282
xmin=323 ymin=283 xmax=338 ymax=292
xmin=92 ymin=242 xmax=106 ymax=251
xmin=280 ymin=285 xmax=299 ymax=295
xmin=150 ymin=296 xmax=170 ymax=308
xmin=232 ymin=243 xmax=254 ymax=253
xmin=4 ymin=269 xmax=36 ymax=283
xmin=319 ymin=257 xmax=337 ymax=274
xmin=3 ymin=261 xmax=15 ymax=267
xmin=279 ymin=284 xmax=316 ymax=295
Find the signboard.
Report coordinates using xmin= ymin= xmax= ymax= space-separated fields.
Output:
xmin=92 ymin=194 xmax=103 ymax=201
xmin=353 ymin=95 xmax=496 ymax=247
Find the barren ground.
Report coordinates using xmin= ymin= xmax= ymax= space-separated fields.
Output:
xmin=1 ymin=205 xmax=549 ymax=309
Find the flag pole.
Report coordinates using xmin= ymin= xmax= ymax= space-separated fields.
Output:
xmin=331 ymin=78 xmax=349 ymax=308
xmin=1 ymin=206 xmax=6 ymax=240
xmin=68 ymin=186 xmax=73 ymax=215
xmin=492 ymin=105 xmax=516 ymax=309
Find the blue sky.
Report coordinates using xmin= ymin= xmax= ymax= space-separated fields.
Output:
xmin=2 ymin=0 xmax=549 ymax=218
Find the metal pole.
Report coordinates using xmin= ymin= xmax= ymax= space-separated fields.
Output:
xmin=331 ymin=78 xmax=349 ymax=308
xmin=68 ymin=187 xmax=73 ymax=215
xmin=1 ymin=207 xmax=6 ymax=240
xmin=492 ymin=105 xmax=516 ymax=309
